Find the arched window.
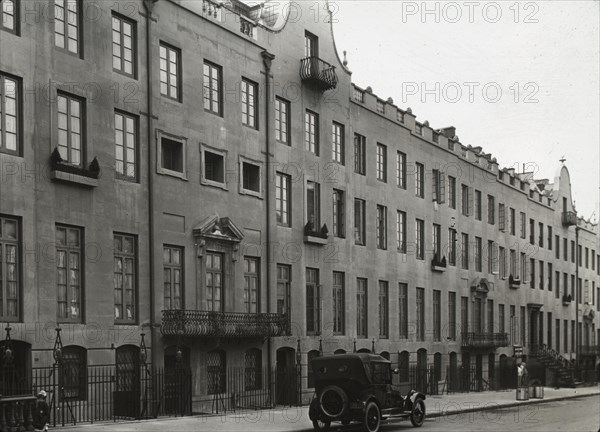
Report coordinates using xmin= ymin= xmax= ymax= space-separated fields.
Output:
xmin=433 ymin=352 xmax=442 ymax=382
xmin=207 ymin=349 xmax=226 ymax=394
xmin=380 ymin=351 xmax=390 ymax=360
xmin=244 ymin=348 xmax=262 ymax=391
xmin=334 ymin=349 xmax=346 ymax=355
xmin=307 ymin=350 xmax=320 ymax=388
xmin=61 ymin=346 xmax=87 ymax=400
xmin=398 ymin=351 xmax=409 ymax=382
xmin=116 ymin=345 xmax=140 ymax=392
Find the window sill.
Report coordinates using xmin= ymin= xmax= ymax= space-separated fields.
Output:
xmin=50 ymin=169 xmax=98 ymax=188
xmin=432 ymin=265 xmax=447 ymax=272
xmin=201 ymin=178 xmax=228 ymax=190
xmin=240 ymin=188 xmax=263 ymax=199
xmin=157 ymin=168 xmax=187 ymax=181
xmin=304 ymin=235 xmax=328 ymax=245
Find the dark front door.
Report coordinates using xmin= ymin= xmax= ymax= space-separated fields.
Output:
xmin=114 ymin=345 xmax=141 ymax=418
xmin=276 ymin=348 xmax=297 ymax=406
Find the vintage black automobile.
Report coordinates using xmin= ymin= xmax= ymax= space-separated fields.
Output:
xmin=308 ymin=353 xmax=426 ymax=432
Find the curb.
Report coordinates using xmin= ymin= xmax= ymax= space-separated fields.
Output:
xmin=425 ymin=391 xmax=600 ymax=419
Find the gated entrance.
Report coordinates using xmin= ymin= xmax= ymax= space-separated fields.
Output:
xmin=114 ymin=345 xmax=141 ymax=418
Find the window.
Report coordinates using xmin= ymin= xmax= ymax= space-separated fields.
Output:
xmin=448 ymin=228 xmax=457 ymax=266
xmin=305 ymin=110 xmax=319 ymax=155
xmin=448 ymin=176 xmax=457 ymax=209
xmin=160 ymin=43 xmax=181 ymax=101
xmin=241 ymin=160 xmax=262 ymax=196
xmin=416 ymin=287 xmax=425 ymax=341
xmin=520 ymin=212 xmax=526 ymax=239
xmin=461 ymin=296 xmax=469 ymax=334
xmin=475 ymin=237 xmax=482 ymax=272
xmin=433 ymin=290 xmax=441 ymax=341
xmin=207 ymin=349 xmax=226 ymax=394
xmin=571 ymin=241 xmax=575 ymax=263
xmin=244 ymin=257 xmax=259 ymax=313
xmin=0 ymin=73 xmax=19 ymax=156
xmin=306 ymin=180 xmax=320 ymax=230
xmin=332 ymin=122 xmax=344 ymax=164
xmin=56 ymin=225 xmax=82 ymax=322
xmin=116 ymin=345 xmax=140 ymax=393
xmin=487 ymin=195 xmax=495 ymax=224
xmin=538 ymin=222 xmax=544 ymax=247
xmin=475 ymin=190 xmax=482 ymax=220
xmin=548 ymin=262 xmax=553 ymax=292
xmin=275 ymin=97 xmax=290 ymax=144
xmin=356 ymin=278 xmax=367 ymax=338
xmin=521 ymin=253 xmax=528 ymax=282
xmin=244 ymin=349 xmax=262 ymax=391
xmin=548 ymin=226 xmax=553 ymax=251
xmin=353 ymin=87 xmax=364 ymax=103
xmin=306 ymin=268 xmax=321 ymax=334
xmin=509 ymin=208 xmax=516 ymax=235
xmin=332 ymin=189 xmax=345 ymax=237
xmin=487 ymin=300 xmax=494 ymax=334
xmin=57 ymin=93 xmax=84 ymax=166
xmin=305 ymin=31 xmax=318 ymax=57
xmin=201 ymin=146 xmax=226 ymax=186
xmin=563 ymin=238 xmax=568 ymax=261
xmin=378 ymin=281 xmax=388 ymax=338
xmin=54 ymin=0 xmax=81 ymax=56
xmin=376 ymin=99 xmax=385 ymax=114
xmin=241 ymin=78 xmax=258 ymax=129
xmin=530 ymin=258 xmax=536 ymax=288
xmin=432 ymin=169 xmax=445 ymax=203
xmin=433 ymin=223 xmax=441 ymax=258
xmin=354 ymin=133 xmax=366 ymax=175
xmin=416 ymin=219 xmax=424 ymax=260
xmin=164 ymin=246 xmax=184 ymax=310
xmin=461 ymin=233 xmax=469 ymax=269
xmin=488 ymin=240 xmax=495 ymax=274
xmin=555 ymin=271 xmax=561 ymax=299
xmin=397 ymin=211 xmax=406 ymax=253
xmin=376 ymin=143 xmax=387 ymax=182
xmin=275 ymin=172 xmax=291 ymax=226
xmin=354 ymin=199 xmax=365 ymax=245
xmin=332 ymin=272 xmax=345 ymax=335
xmin=499 ymin=246 xmax=506 ymax=278
xmin=530 ymin=219 xmax=535 ymax=245
xmin=376 ymin=205 xmax=387 ymax=250
xmin=114 ymin=233 xmax=136 ymax=323
xmin=112 ymin=13 xmax=136 ymax=76
xmin=0 ymin=216 xmax=20 ymax=320
xmin=61 ymin=346 xmax=87 ymax=400
xmin=160 ymin=136 xmax=184 ymax=175
xmin=397 ymin=151 xmax=406 ymax=188
xmin=498 ymin=203 xmax=506 ymax=231
xmin=1 ymin=0 xmax=18 ymax=33
xmin=399 ymin=283 xmax=408 ymax=338
xmin=585 ymin=247 xmax=589 ymax=268
xmin=448 ymin=292 xmax=456 ymax=341
xmin=510 ymin=249 xmax=517 ymax=278
xmin=114 ymin=111 xmax=138 ymax=181
xmin=276 ymin=264 xmax=291 ymax=317
xmin=203 ymin=61 xmax=222 ymax=115
xmin=415 ymin=163 xmax=424 ymax=198
xmin=397 ymin=109 xmax=404 ymax=123
xmin=555 ymin=235 xmax=560 ymax=259
xmin=461 ymin=185 xmax=470 ymax=216
xmin=498 ymin=305 xmax=505 ymax=334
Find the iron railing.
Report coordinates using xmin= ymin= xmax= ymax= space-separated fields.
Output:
xmin=579 ymin=345 xmax=600 ymax=355
xmin=300 ymin=56 xmax=338 ymax=90
xmin=562 ymin=211 xmax=577 ymax=226
xmin=461 ymin=332 xmax=509 ymax=348
xmin=161 ymin=310 xmax=290 ymax=338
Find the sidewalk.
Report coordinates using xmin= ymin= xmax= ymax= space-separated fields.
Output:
xmin=57 ymin=386 xmax=600 ymax=431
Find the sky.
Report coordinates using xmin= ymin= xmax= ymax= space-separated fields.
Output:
xmin=331 ymin=0 xmax=600 ymax=220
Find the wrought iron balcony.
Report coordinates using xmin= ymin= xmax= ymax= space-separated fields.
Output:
xmin=461 ymin=332 xmax=509 ymax=349
xmin=300 ymin=56 xmax=338 ymax=91
xmin=160 ymin=310 xmax=290 ymax=338
xmin=562 ymin=211 xmax=577 ymax=226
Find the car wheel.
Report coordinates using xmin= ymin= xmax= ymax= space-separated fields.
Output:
xmin=410 ymin=398 xmax=426 ymax=427
xmin=364 ymin=401 xmax=381 ymax=432
xmin=312 ymin=419 xmax=331 ymax=430
xmin=319 ymin=385 xmax=349 ymax=419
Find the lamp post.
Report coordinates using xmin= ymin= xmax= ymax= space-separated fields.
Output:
xmin=53 ymin=325 xmax=64 ymax=366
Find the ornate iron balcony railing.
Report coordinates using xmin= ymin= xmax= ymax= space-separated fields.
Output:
xmin=300 ymin=56 xmax=338 ymax=91
xmin=561 ymin=211 xmax=577 ymax=226
xmin=461 ymin=332 xmax=509 ymax=348
xmin=161 ymin=310 xmax=290 ymax=338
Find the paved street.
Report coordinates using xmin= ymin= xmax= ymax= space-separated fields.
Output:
xmin=59 ymin=387 xmax=600 ymax=432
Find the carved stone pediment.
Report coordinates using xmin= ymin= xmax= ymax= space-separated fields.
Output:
xmin=193 ymin=214 xmax=244 ymax=243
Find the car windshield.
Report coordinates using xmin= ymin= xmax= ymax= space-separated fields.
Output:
xmin=372 ymin=362 xmax=390 ymax=384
